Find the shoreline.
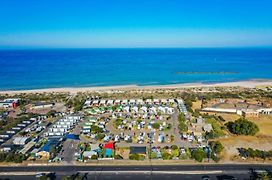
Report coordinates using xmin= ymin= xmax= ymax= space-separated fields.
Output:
xmin=1 ymin=79 xmax=272 ymax=94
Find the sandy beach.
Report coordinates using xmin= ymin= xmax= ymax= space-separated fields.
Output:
xmin=1 ymin=79 xmax=272 ymax=94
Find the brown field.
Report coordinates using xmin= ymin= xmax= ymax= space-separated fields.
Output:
xmin=247 ymin=115 xmax=272 ymax=136
xmin=219 ymin=135 xmax=272 ymax=161
xmin=217 ymin=115 xmax=272 ymax=161
xmin=192 ymin=100 xmax=202 ymax=111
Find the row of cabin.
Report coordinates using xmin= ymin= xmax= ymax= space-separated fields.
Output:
xmin=0 ymin=118 xmax=34 ymax=146
xmin=85 ymin=99 xmax=176 ymax=107
xmin=44 ymin=115 xmax=81 ymax=137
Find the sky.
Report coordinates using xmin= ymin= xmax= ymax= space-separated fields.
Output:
xmin=0 ymin=0 xmax=272 ymax=48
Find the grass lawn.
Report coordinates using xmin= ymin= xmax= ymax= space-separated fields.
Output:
xmin=206 ymin=118 xmax=225 ymax=137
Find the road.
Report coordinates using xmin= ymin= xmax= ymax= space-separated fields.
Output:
xmin=0 ymin=164 xmax=271 ymax=179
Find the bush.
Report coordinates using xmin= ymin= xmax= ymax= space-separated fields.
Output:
xmin=178 ymin=113 xmax=186 ymax=122
xmin=4 ymin=152 xmax=26 ymax=163
xmin=171 ymin=145 xmax=178 ymax=150
xmin=91 ymin=125 xmax=103 ymax=134
xmin=211 ymin=154 xmax=220 ymax=162
xmin=226 ymin=118 xmax=259 ymax=136
xmin=178 ymin=122 xmax=188 ymax=132
xmin=152 ymin=123 xmax=160 ymax=129
xmin=238 ymin=148 xmax=272 ymax=160
xmin=150 ymin=152 xmax=158 ymax=159
xmin=91 ymin=155 xmax=98 ymax=160
xmin=161 ymin=152 xmax=172 ymax=160
xmin=96 ymin=133 xmax=105 ymax=140
xmin=129 ymin=154 xmax=145 ymax=160
xmin=209 ymin=141 xmax=224 ymax=154
xmin=191 ymin=148 xmax=206 ymax=162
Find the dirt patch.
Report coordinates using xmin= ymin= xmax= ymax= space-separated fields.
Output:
xmin=218 ymin=135 xmax=272 ymax=161
xmin=192 ymin=100 xmax=202 ymax=111
xmin=115 ymin=148 xmax=130 ymax=159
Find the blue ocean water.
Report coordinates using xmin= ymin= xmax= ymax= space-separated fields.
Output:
xmin=0 ymin=48 xmax=272 ymax=90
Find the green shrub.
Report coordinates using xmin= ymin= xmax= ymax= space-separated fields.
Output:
xmin=226 ymin=118 xmax=259 ymax=136
xmin=91 ymin=155 xmax=98 ymax=160
xmin=191 ymin=148 xmax=206 ymax=162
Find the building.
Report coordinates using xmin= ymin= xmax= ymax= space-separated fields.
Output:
xmin=130 ymin=146 xmax=147 ymax=155
xmin=202 ymin=107 xmax=272 ymax=117
xmin=31 ymin=102 xmax=54 ymax=110
xmin=44 ymin=115 xmax=81 ymax=137
xmin=13 ymin=137 xmax=31 ymax=145
xmin=0 ymin=99 xmax=19 ymax=108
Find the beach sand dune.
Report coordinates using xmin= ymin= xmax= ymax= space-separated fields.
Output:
xmin=1 ymin=80 xmax=272 ymax=94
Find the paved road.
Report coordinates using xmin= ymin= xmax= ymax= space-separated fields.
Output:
xmin=0 ymin=164 xmax=271 ymax=180
xmin=0 ymin=164 xmax=271 ymax=172
xmin=0 ymin=173 xmax=252 ymax=180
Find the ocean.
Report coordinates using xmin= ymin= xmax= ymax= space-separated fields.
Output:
xmin=0 ymin=48 xmax=272 ymax=90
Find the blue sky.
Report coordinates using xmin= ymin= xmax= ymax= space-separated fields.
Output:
xmin=0 ymin=0 xmax=272 ymax=48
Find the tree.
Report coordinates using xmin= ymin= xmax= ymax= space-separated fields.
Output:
xmin=226 ymin=118 xmax=259 ymax=136
xmin=96 ymin=133 xmax=105 ymax=140
xmin=191 ymin=148 xmax=206 ymax=162
xmin=152 ymin=123 xmax=160 ymax=129
xmin=209 ymin=141 xmax=224 ymax=154
xmin=91 ymin=155 xmax=98 ymax=160
xmin=161 ymin=152 xmax=172 ymax=160
xmin=178 ymin=122 xmax=188 ymax=132
xmin=171 ymin=145 xmax=178 ymax=150
xmin=0 ymin=153 xmax=6 ymax=162
xmin=49 ymin=146 xmax=57 ymax=159
xmin=91 ymin=125 xmax=103 ymax=134
xmin=178 ymin=113 xmax=186 ymax=122
xmin=46 ymin=110 xmax=57 ymax=117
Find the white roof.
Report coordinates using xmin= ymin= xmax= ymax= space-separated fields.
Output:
xmin=202 ymin=107 xmax=237 ymax=113
xmin=114 ymin=99 xmax=121 ymax=103
xmin=107 ymin=100 xmax=113 ymax=104
xmin=92 ymin=100 xmax=99 ymax=104
xmin=13 ymin=137 xmax=29 ymax=145
xmin=83 ymin=151 xmax=97 ymax=157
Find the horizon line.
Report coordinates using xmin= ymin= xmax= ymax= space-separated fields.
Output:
xmin=0 ymin=46 xmax=272 ymax=50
